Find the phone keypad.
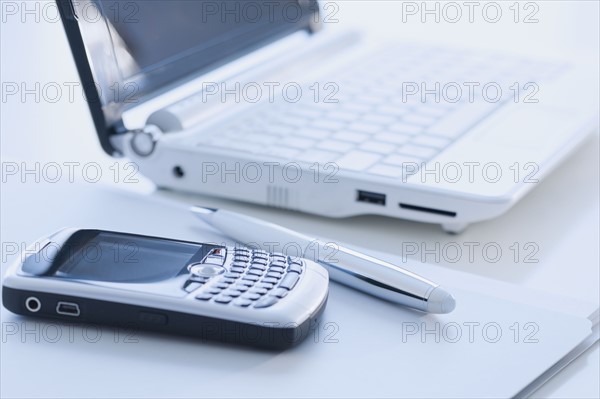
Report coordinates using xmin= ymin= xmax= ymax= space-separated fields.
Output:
xmin=191 ymin=247 xmax=305 ymax=308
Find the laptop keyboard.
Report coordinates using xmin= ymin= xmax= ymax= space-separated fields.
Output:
xmin=192 ymin=44 xmax=567 ymax=178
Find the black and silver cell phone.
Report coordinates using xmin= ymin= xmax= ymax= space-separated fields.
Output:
xmin=2 ymin=228 xmax=329 ymax=349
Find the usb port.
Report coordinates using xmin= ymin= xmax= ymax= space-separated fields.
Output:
xmin=357 ymin=190 xmax=386 ymax=206
xmin=56 ymin=301 xmax=80 ymax=317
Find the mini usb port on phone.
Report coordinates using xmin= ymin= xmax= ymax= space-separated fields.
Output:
xmin=56 ymin=302 xmax=80 ymax=317
xmin=357 ymin=190 xmax=386 ymax=206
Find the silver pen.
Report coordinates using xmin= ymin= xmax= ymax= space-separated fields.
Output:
xmin=191 ymin=206 xmax=456 ymax=314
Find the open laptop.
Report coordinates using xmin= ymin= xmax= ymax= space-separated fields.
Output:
xmin=57 ymin=0 xmax=599 ymax=233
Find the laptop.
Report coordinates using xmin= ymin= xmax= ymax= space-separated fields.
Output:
xmin=56 ymin=0 xmax=599 ymax=233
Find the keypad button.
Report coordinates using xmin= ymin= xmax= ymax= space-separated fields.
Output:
xmin=288 ymin=264 xmax=303 ymax=274
xmin=253 ymin=250 xmax=269 ymax=258
xmin=214 ymin=296 xmax=233 ymax=304
xmin=262 ymin=277 xmax=279 ymax=284
xmin=255 ymin=282 xmax=275 ymax=290
xmin=216 ymin=283 xmax=230 ymax=289
xmin=243 ymin=293 xmax=261 ymax=301
xmin=254 ymin=296 xmax=279 ymax=309
xmin=230 ymin=267 xmax=245 ymax=274
xmin=195 ymin=293 xmax=213 ymax=301
xmin=249 ymin=287 xmax=268 ymax=295
xmin=266 ymin=271 xmax=283 ymax=279
xmin=221 ymin=278 xmax=236 ymax=284
xmin=235 ymin=248 xmax=251 ymax=256
xmin=208 ymin=288 xmax=222 ymax=295
xmin=279 ymin=273 xmax=300 ymax=290
xmin=269 ymin=265 xmax=285 ymax=273
xmin=233 ymin=298 xmax=252 ymax=307
xmin=250 ymin=263 xmax=267 ymax=271
xmin=231 ymin=261 xmax=248 ymax=268
xmin=270 ymin=260 xmax=287 ymax=268
xmin=247 ymin=269 xmax=263 ymax=276
xmin=271 ymin=288 xmax=288 ymax=298
xmin=242 ymin=275 xmax=260 ymax=282
xmin=224 ymin=272 xmax=241 ymax=279
xmin=234 ymin=284 xmax=250 ymax=292
xmin=224 ymin=290 xmax=243 ymax=298
xmin=252 ymin=259 xmax=268 ymax=267
xmin=183 ymin=281 xmax=203 ymax=293
xmin=271 ymin=254 xmax=287 ymax=262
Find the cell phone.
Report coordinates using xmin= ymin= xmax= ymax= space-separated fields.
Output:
xmin=2 ymin=228 xmax=329 ymax=349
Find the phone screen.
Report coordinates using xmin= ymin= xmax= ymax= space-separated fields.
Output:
xmin=52 ymin=231 xmax=202 ymax=283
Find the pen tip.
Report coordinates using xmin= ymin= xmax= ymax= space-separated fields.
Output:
xmin=427 ymin=287 xmax=456 ymax=314
xmin=191 ymin=206 xmax=218 ymax=216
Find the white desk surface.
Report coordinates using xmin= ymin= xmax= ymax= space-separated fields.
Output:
xmin=1 ymin=1 xmax=598 ymax=397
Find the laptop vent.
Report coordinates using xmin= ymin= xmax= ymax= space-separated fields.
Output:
xmin=266 ymin=186 xmax=290 ymax=208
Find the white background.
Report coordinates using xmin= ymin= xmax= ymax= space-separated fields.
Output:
xmin=1 ymin=1 xmax=599 ymax=397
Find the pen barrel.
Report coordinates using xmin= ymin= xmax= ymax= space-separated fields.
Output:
xmin=318 ymin=244 xmax=437 ymax=312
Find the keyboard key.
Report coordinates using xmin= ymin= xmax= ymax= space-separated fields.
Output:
xmin=361 ymin=114 xmax=397 ymax=125
xmin=388 ymin=122 xmax=423 ymax=135
xmin=281 ymin=137 xmax=315 ymax=149
xmin=383 ymin=154 xmax=423 ymax=167
xmin=368 ymin=165 xmax=404 ymax=178
xmin=296 ymin=128 xmax=329 ymax=140
xmin=426 ymin=102 xmax=497 ymax=138
xmin=413 ymin=104 xmax=449 ymax=117
xmin=412 ymin=135 xmax=451 ymax=149
xmin=317 ymin=139 xmax=355 ymax=153
xmin=279 ymin=115 xmax=309 ymax=127
xmin=333 ymin=131 xmax=369 ymax=143
xmin=374 ymin=133 xmax=411 ymax=145
xmin=397 ymin=144 xmax=438 ymax=159
xmin=288 ymin=107 xmax=322 ymax=119
xmin=312 ymin=120 xmax=346 ymax=131
xmin=279 ymin=273 xmax=300 ymax=290
xmin=338 ymin=102 xmax=373 ymax=114
xmin=328 ymin=111 xmax=360 ymax=122
xmin=347 ymin=122 xmax=384 ymax=134
xmin=262 ymin=147 xmax=300 ymax=159
xmin=297 ymin=149 xmax=339 ymax=164
xmin=377 ymin=105 xmax=411 ymax=118
xmin=335 ymin=151 xmax=381 ymax=171
xmin=224 ymin=141 xmax=263 ymax=153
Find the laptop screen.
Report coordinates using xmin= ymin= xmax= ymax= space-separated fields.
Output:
xmin=72 ymin=0 xmax=319 ymax=110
